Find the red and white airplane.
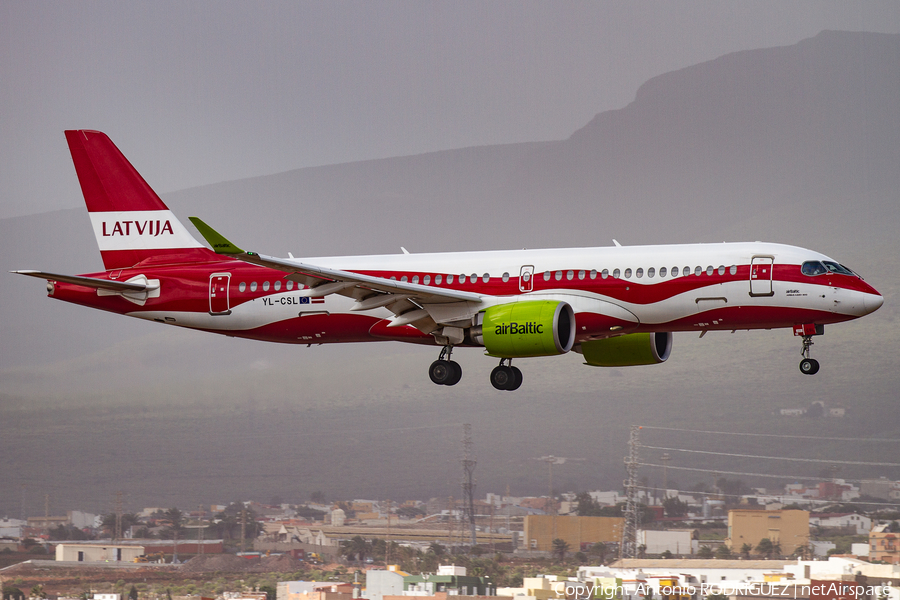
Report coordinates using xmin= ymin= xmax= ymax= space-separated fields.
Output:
xmin=14 ymin=130 xmax=883 ymax=390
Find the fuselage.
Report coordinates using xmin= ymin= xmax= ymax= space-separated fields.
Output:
xmin=49 ymin=241 xmax=882 ymax=347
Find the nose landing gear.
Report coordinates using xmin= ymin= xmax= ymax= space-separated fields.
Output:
xmin=429 ymin=346 xmax=462 ymax=386
xmin=490 ymin=358 xmax=523 ymax=391
xmin=799 ymin=335 xmax=820 ymax=375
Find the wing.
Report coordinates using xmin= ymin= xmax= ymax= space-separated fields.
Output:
xmin=189 ymin=217 xmax=484 ymax=333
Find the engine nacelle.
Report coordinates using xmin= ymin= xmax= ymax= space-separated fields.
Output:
xmin=578 ymin=332 xmax=673 ymax=367
xmin=471 ymin=300 xmax=575 ymax=358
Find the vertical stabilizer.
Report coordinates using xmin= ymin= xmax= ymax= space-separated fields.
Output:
xmin=65 ymin=130 xmax=212 ymax=270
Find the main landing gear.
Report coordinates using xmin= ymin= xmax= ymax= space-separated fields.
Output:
xmin=490 ymin=358 xmax=523 ymax=391
xmin=799 ymin=335 xmax=820 ymax=375
xmin=429 ymin=346 xmax=462 ymax=386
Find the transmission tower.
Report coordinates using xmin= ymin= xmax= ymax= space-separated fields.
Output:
xmin=620 ymin=425 xmax=641 ymax=558
xmin=461 ymin=423 xmax=477 ymax=546
xmin=114 ymin=490 xmax=124 ymax=541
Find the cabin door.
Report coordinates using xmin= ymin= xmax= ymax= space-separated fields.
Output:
xmin=749 ymin=256 xmax=774 ymax=297
xmin=519 ymin=265 xmax=535 ymax=292
xmin=209 ymin=273 xmax=232 ymax=315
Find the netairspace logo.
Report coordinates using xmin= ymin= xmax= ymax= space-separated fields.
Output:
xmin=554 ymin=583 xmax=893 ymax=599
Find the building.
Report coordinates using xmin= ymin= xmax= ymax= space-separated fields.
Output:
xmin=55 ymin=542 xmax=145 ymax=563
xmin=277 ymin=582 xmax=356 ymax=600
xmin=365 ymin=568 xmax=409 ymax=600
xmin=726 ymin=509 xmax=809 ymax=555
xmin=403 ymin=565 xmax=496 ymax=597
xmin=869 ymin=523 xmax=900 ymax=564
xmin=809 ymin=513 xmax=871 ymax=535
xmin=637 ymin=529 xmax=697 ymax=555
xmin=524 ymin=515 xmax=623 ymax=553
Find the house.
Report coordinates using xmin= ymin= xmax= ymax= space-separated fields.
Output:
xmin=809 ymin=513 xmax=871 ymax=535
xmin=869 ymin=523 xmax=900 ymax=564
xmin=524 ymin=515 xmax=623 ymax=553
xmin=725 ymin=509 xmax=809 ymax=555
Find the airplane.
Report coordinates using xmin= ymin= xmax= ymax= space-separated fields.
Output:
xmin=14 ymin=130 xmax=884 ymax=391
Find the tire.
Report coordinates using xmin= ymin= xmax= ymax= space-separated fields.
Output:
xmin=799 ymin=358 xmax=820 ymax=375
xmin=508 ymin=366 xmax=523 ymax=391
xmin=445 ymin=361 xmax=463 ymax=386
xmin=429 ymin=360 xmax=452 ymax=385
xmin=490 ymin=365 xmax=513 ymax=390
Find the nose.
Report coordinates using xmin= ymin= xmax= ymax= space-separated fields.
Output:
xmin=864 ymin=292 xmax=884 ymax=315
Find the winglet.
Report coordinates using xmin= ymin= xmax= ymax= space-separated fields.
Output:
xmin=188 ymin=217 xmax=245 ymax=255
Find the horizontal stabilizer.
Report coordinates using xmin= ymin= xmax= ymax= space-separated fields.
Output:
xmin=12 ymin=270 xmax=152 ymax=291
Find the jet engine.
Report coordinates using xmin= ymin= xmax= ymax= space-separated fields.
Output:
xmin=470 ymin=300 xmax=575 ymax=357
xmin=578 ymin=332 xmax=673 ymax=367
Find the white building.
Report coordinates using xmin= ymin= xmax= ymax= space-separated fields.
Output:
xmin=56 ymin=542 xmax=144 ymax=563
xmin=636 ymin=530 xmax=696 ymax=555
xmin=809 ymin=513 xmax=872 ymax=535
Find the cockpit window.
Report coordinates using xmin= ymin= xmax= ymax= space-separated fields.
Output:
xmin=823 ymin=261 xmax=855 ymax=276
xmin=801 ymin=261 xmax=827 ymax=276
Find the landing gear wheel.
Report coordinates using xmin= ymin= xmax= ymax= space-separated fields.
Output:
xmin=430 ymin=360 xmax=453 ymax=385
xmin=490 ymin=366 xmax=514 ymax=390
xmin=799 ymin=358 xmax=820 ymax=375
xmin=445 ymin=361 xmax=462 ymax=386
xmin=508 ymin=366 xmax=523 ymax=391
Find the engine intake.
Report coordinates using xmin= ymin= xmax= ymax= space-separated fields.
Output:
xmin=471 ymin=300 xmax=575 ymax=358
xmin=578 ymin=332 xmax=673 ymax=367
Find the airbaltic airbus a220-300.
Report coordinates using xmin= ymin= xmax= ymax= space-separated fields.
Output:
xmin=14 ymin=131 xmax=884 ymax=390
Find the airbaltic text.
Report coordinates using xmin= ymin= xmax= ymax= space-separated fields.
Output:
xmin=495 ymin=321 xmax=544 ymax=335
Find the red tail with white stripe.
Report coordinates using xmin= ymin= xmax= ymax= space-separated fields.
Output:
xmin=65 ymin=130 xmax=215 ymax=269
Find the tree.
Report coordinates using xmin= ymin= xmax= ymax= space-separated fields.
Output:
xmin=663 ymin=497 xmax=689 ymax=517
xmin=755 ymin=538 xmax=774 ymax=558
xmin=129 ymin=585 xmax=138 ymax=600
xmin=660 ymin=550 xmax=673 ymax=559
xmin=740 ymin=543 xmax=753 ymax=558
xmin=697 ymin=545 xmax=714 ymax=558
xmin=715 ymin=545 xmax=732 ymax=559
xmin=552 ymin=538 xmax=570 ymax=561
xmin=589 ymin=542 xmax=610 ymax=564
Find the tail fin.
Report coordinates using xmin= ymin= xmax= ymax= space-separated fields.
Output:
xmin=65 ymin=130 xmax=214 ymax=270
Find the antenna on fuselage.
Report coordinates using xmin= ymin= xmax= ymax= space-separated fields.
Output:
xmin=613 ymin=239 xmax=622 ymax=247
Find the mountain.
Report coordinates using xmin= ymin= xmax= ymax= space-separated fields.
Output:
xmin=2 ymin=31 xmax=898 ymax=516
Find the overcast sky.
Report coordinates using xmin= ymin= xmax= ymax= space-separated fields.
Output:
xmin=2 ymin=2 xmax=899 ymax=219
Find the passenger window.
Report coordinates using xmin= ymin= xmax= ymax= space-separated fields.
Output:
xmin=502 ymin=272 xmax=509 ymax=282
xmin=613 ymin=268 xmax=620 ymax=278
xmin=636 ymin=268 xmax=643 ymax=278
xmin=543 ymin=271 xmax=551 ymax=281
xmin=718 ymin=265 xmax=725 ymax=276
xmin=648 ymin=267 xmax=655 ymax=278
xmin=446 ymin=274 xmax=453 ymax=284
xmin=262 ymin=281 xmax=270 ymax=291
xmin=566 ymin=270 xmax=574 ymax=281
xmin=683 ymin=266 xmax=691 ymax=277
xmin=412 ymin=275 xmax=419 ymax=284
xmin=694 ymin=266 xmax=702 ymax=276
xmin=435 ymin=274 xmax=442 ymax=285
xmin=706 ymin=266 xmax=714 ymax=276
xmin=555 ymin=271 xmax=563 ymax=281
xmin=730 ymin=265 xmax=737 ymax=275
xmin=239 ymin=282 xmax=246 ymax=292
xmin=659 ymin=267 xmax=667 ymax=277
xmin=401 ymin=276 xmax=408 ymax=283
xmin=287 ymin=281 xmax=295 ymax=290
xmin=482 ymin=273 xmax=489 ymax=283
xmin=578 ymin=270 xmax=585 ymax=280
xmin=601 ymin=269 xmax=609 ymax=279
xmin=424 ymin=275 xmax=431 ymax=285
xmin=274 ymin=280 xmax=282 ymax=291
xmin=624 ymin=268 xmax=633 ymax=278
xmin=390 ymin=276 xmax=397 ymax=281
xmin=470 ymin=273 xmax=478 ymax=284
xmin=590 ymin=269 xmax=597 ymax=279
xmin=250 ymin=282 xmax=258 ymax=292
